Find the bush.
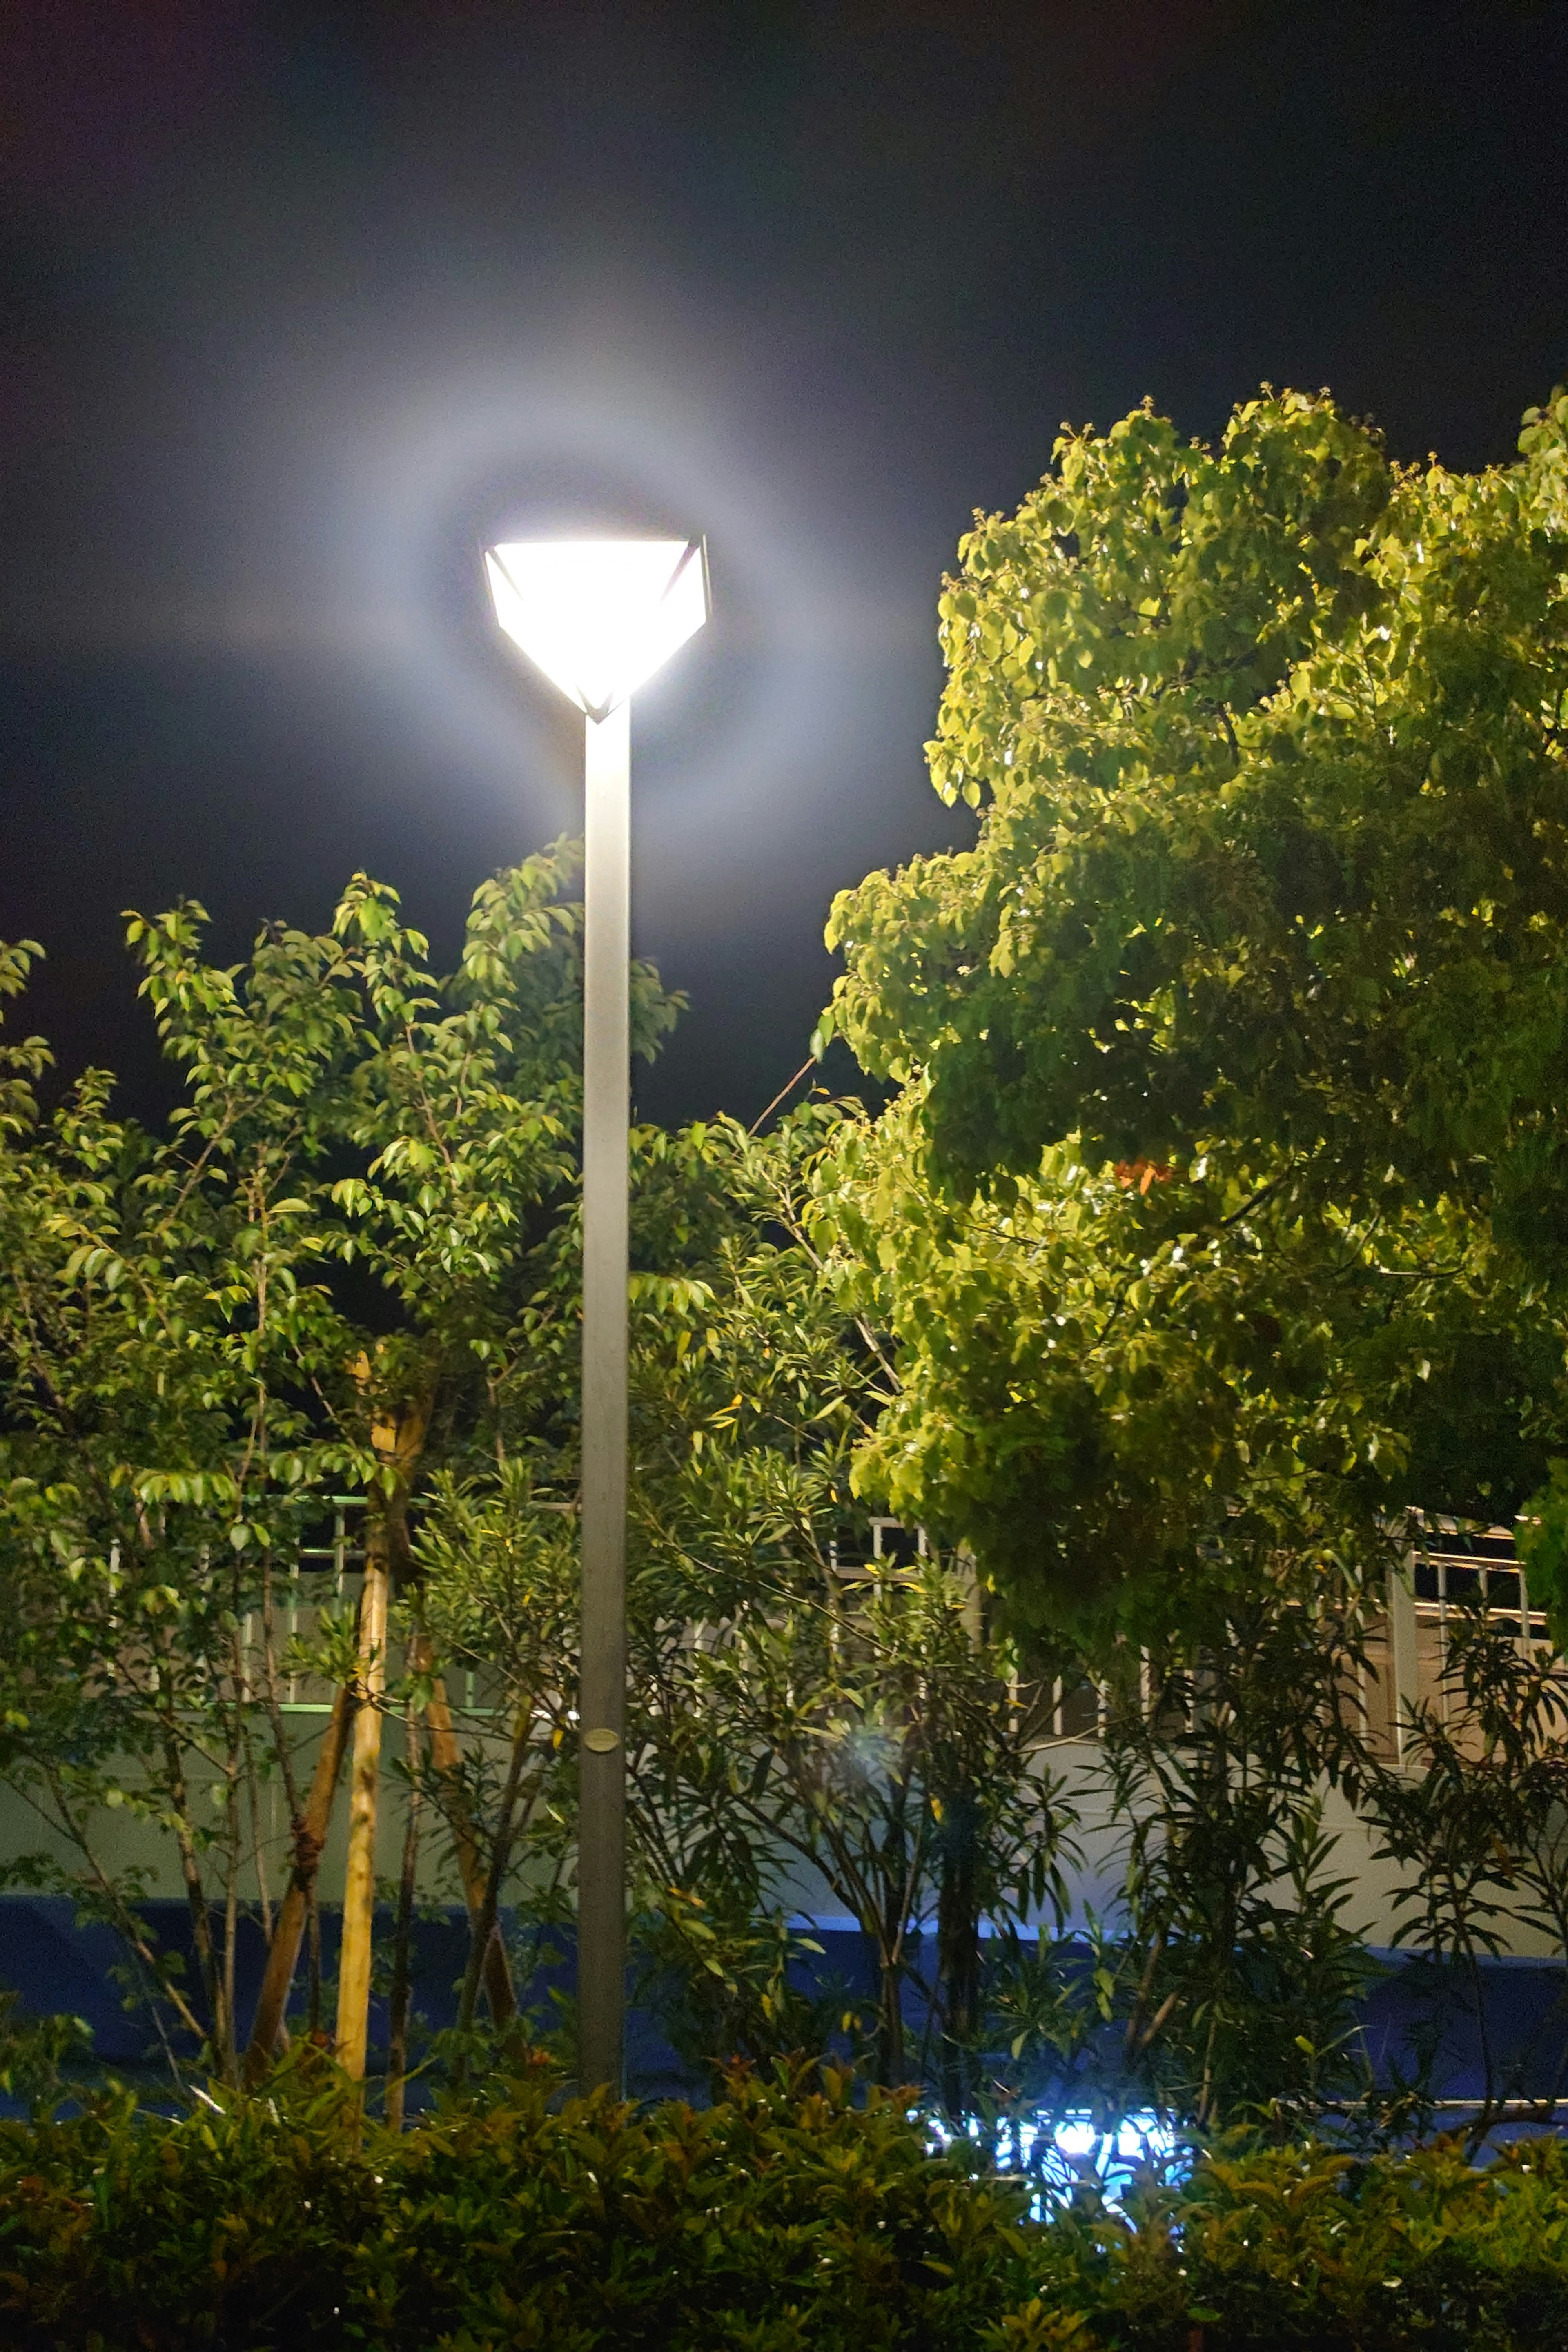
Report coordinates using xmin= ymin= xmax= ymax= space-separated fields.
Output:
xmin=3 ymin=2059 xmax=1568 ymax=2349
xmin=0 ymin=2058 xmax=1042 ymax=2351
xmin=1014 ymin=2134 xmax=1568 ymax=2352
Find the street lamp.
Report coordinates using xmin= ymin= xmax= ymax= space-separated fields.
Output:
xmin=485 ymin=536 xmax=710 ymax=2093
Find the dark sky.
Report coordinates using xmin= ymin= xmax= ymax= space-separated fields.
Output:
xmin=3 ymin=0 xmax=1567 ymax=1131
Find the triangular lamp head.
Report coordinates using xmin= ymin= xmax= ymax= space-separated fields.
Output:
xmin=485 ymin=537 xmax=710 ymax=720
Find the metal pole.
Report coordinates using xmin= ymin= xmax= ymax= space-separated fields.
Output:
xmin=578 ymin=699 xmax=630 ymax=2094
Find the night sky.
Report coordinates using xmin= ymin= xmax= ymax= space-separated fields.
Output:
xmin=3 ymin=0 xmax=1568 ymax=1132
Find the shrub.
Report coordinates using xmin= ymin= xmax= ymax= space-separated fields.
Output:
xmin=3 ymin=2059 xmax=1568 ymax=2350
xmin=1013 ymin=2135 xmax=1568 ymax=2352
xmin=0 ymin=2059 xmax=1042 ymax=2351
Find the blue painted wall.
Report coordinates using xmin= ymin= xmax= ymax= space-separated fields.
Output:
xmin=2 ymin=1898 xmax=1564 ymax=2112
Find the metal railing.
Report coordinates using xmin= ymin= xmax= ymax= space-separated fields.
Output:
xmin=212 ymin=1506 xmax=1565 ymax=1753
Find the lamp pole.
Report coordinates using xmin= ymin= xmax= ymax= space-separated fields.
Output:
xmin=484 ymin=537 xmax=708 ymax=2097
xmin=578 ymin=699 xmax=631 ymax=2094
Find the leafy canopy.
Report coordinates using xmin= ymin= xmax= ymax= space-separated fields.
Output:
xmin=823 ymin=387 xmax=1568 ymax=1237
xmin=817 ymin=388 xmax=1568 ymax=1630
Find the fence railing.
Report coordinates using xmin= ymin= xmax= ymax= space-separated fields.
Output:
xmin=194 ymin=1505 xmax=1568 ymax=1756
xmin=831 ymin=1517 xmax=1568 ymax=1767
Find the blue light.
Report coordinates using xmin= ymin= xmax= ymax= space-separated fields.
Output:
xmin=927 ymin=2109 xmax=1187 ymax=2214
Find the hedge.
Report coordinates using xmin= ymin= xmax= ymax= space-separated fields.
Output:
xmin=2 ymin=2060 xmax=1568 ymax=2349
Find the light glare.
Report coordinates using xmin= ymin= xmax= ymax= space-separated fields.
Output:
xmin=485 ymin=537 xmax=709 ymax=718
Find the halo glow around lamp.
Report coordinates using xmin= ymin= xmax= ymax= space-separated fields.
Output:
xmin=485 ymin=535 xmax=709 ymax=2097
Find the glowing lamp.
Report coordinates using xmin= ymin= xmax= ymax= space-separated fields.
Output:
xmin=484 ymin=537 xmax=709 ymax=720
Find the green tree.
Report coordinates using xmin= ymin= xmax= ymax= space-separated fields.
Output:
xmin=812 ymin=1085 xmax=1563 ymax=1636
xmin=5 ymin=869 xmax=1074 ymax=2111
xmin=0 ymin=845 xmax=678 ymax=2082
xmin=409 ymin=1101 xmax=1081 ymax=2099
xmin=817 ymin=386 xmax=1568 ymax=1633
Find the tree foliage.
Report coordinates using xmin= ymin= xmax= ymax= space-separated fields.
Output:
xmin=0 ymin=844 xmax=678 ymax=2078
xmin=0 ymin=862 xmax=1076 ymax=2106
xmin=817 ymin=387 xmax=1568 ymax=1631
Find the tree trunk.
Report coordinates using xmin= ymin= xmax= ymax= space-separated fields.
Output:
xmin=335 ymin=1378 xmax=430 ymax=2083
xmin=385 ymin=1691 xmax=423 ymax=2130
xmin=161 ymin=1726 xmax=229 ymax=2080
xmin=423 ymin=1660 xmax=517 ymax=2026
xmin=334 ymin=1530 xmax=390 ymax=2080
xmin=935 ymin=1785 xmax=982 ymax=2116
xmin=878 ymin=1947 xmax=906 ymax=2085
xmin=456 ymin=1708 xmax=531 ymax=2036
xmin=244 ymin=1682 xmax=355 ymax=2082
